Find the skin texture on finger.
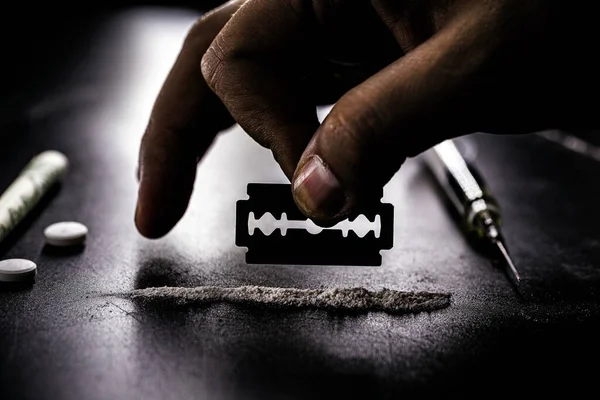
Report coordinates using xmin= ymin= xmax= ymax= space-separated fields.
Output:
xmin=291 ymin=1 xmax=508 ymax=224
xmin=201 ymin=0 xmax=323 ymax=180
xmin=136 ymin=0 xmax=244 ymax=239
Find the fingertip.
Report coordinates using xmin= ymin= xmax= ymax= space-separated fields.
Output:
xmin=134 ymin=166 xmax=195 ymax=239
xmin=134 ymin=201 xmax=156 ymax=239
xmin=292 ymin=155 xmax=354 ymax=223
xmin=134 ymin=184 xmax=168 ymax=239
xmin=134 ymin=199 xmax=169 ymax=239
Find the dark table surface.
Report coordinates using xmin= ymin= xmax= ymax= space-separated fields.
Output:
xmin=1 ymin=6 xmax=600 ymax=399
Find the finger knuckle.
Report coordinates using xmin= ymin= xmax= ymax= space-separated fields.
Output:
xmin=327 ymin=101 xmax=386 ymax=153
xmin=186 ymin=15 xmax=211 ymax=42
xmin=184 ymin=8 xmax=226 ymax=49
xmin=317 ymin=115 xmax=365 ymax=181
xmin=320 ymin=115 xmax=360 ymax=153
xmin=201 ymin=38 xmax=229 ymax=93
xmin=186 ymin=0 xmax=244 ymax=40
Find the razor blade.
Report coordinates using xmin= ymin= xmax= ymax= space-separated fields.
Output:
xmin=235 ymin=183 xmax=394 ymax=266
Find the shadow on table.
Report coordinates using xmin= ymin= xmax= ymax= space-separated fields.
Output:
xmin=129 ymin=253 xmax=396 ymax=397
xmin=127 ymin=274 xmax=600 ymax=398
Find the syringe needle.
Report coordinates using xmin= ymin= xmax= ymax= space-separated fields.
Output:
xmin=423 ymin=140 xmax=523 ymax=292
xmin=495 ymin=240 xmax=521 ymax=287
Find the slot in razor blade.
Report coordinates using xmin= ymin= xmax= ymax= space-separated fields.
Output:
xmin=248 ymin=212 xmax=381 ymax=238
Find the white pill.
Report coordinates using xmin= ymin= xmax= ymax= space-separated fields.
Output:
xmin=44 ymin=221 xmax=88 ymax=247
xmin=0 ymin=258 xmax=37 ymax=283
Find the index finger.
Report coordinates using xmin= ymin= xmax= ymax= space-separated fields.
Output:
xmin=136 ymin=0 xmax=244 ymax=239
xmin=200 ymin=0 xmax=323 ymax=179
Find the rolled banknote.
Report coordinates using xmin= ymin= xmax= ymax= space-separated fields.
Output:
xmin=0 ymin=150 xmax=69 ymax=244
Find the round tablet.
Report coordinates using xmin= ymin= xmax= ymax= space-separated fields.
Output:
xmin=0 ymin=258 xmax=37 ymax=283
xmin=44 ymin=221 xmax=88 ymax=247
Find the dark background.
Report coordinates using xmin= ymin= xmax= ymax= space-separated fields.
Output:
xmin=2 ymin=1 xmax=220 ymax=107
xmin=1 ymin=2 xmax=600 ymax=399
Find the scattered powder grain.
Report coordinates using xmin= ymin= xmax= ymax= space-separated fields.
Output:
xmin=126 ymin=286 xmax=451 ymax=315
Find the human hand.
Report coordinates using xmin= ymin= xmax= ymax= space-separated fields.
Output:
xmin=135 ymin=0 xmax=597 ymax=238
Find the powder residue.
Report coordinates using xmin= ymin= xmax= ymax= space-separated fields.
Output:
xmin=126 ymin=285 xmax=451 ymax=315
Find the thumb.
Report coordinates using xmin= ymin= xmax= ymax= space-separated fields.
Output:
xmin=292 ymin=18 xmax=492 ymax=224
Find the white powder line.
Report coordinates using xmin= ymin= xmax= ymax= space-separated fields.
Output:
xmin=124 ymin=285 xmax=452 ymax=315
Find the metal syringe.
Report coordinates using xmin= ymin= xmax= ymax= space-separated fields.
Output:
xmin=422 ymin=139 xmax=521 ymax=288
